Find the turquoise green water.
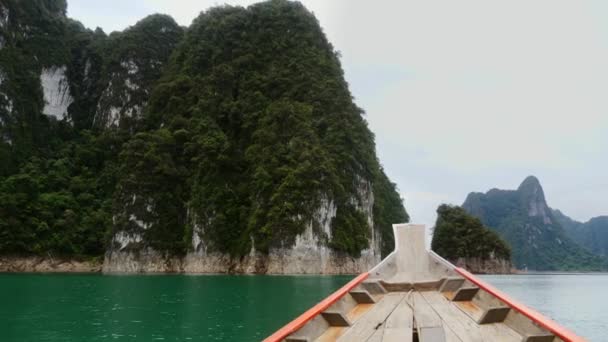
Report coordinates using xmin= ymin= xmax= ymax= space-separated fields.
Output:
xmin=1 ymin=274 xmax=604 ymax=341
xmin=0 ymin=274 xmax=351 ymax=342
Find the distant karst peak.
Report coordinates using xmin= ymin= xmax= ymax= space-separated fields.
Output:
xmin=517 ymin=175 xmax=542 ymax=192
xmin=462 ymin=175 xmax=607 ymax=271
xmin=517 ymin=175 xmax=551 ymax=222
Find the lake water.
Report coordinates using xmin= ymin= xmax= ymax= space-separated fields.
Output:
xmin=480 ymin=274 xmax=607 ymax=341
xmin=0 ymin=274 xmax=350 ymax=341
xmin=0 ymin=273 xmax=603 ymax=341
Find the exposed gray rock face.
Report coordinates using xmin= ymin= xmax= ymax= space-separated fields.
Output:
xmin=0 ymin=4 xmax=8 ymax=29
xmin=356 ymin=176 xmax=380 ymax=254
xmin=518 ymin=176 xmax=552 ymax=224
xmin=0 ymin=70 xmax=10 ymax=112
xmin=104 ymin=187 xmax=382 ymax=274
xmin=91 ymin=15 xmax=183 ymax=128
xmin=0 ymin=69 xmax=12 ymax=144
xmin=451 ymin=256 xmax=512 ymax=274
xmin=0 ymin=4 xmax=7 ymax=50
xmin=104 ymin=246 xmax=377 ymax=274
xmin=93 ymin=59 xmax=146 ymax=128
xmin=40 ymin=66 xmax=73 ymax=120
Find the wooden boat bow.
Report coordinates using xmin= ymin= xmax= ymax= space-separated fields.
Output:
xmin=265 ymin=224 xmax=586 ymax=342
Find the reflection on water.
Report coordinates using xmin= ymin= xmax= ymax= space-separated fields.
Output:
xmin=481 ymin=274 xmax=608 ymax=341
xmin=0 ymin=274 xmax=351 ymax=341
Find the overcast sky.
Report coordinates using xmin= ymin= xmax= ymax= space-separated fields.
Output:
xmin=68 ymin=0 xmax=608 ymax=227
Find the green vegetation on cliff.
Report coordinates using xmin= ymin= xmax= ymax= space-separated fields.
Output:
xmin=113 ymin=1 xmax=407 ymax=258
xmin=0 ymin=0 xmax=181 ymax=258
xmin=0 ymin=0 xmax=407 ymax=260
xmin=0 ymin=131 xmax=122 ymax=255
xmin=431 ymin=204 xmax=511 ymax=262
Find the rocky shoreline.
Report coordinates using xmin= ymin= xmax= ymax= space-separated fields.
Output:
xmin=450 ymin=256 xmax=513 ymax=274
xmin=0 ymin=255 xmax=515 ymax=274
xmin=102 ymin=248 xmax=378 ymax=274
xmin=0 ymin=256 xmax=102 ymax=273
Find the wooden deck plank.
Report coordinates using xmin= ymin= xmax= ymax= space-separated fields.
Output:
xmin=443 ymin=325 xmax=464 ymax=342
xmin=317 ymin=290 xmax=521 ymax=342
xmin=385 ymin=298 xmax=414 ymax=328
xmin=315 ymin=303 xmax=380 ymax=342
xmin=453 ymin=300 xmax=484 ymax=322
xmin=382 ymin=328 xmax=412 ymax=342
xmin=421 ymin=291 xmax=484 ymax=342
xmin=422 ymin=291 xmax=521 ymax=342
xmin=478 ymin=322 xmax=522 ymax=342
xmin=382 ymin=299 xmax=414 ymax=342
xmin=367 ymin=327 xmax=384 ymax=342
xmin=346 ymin=303 xmax=374 ymax=323
xmin=336 ymin=293 xmax=405 ymax=342
xmin=315 ymin=327 xmax=346 ymax=342
xmin=412 ymin=292 xmax=443 ymax=328
xmin=412 ymin=292 xmax=448 ymax=342
xmin=419 ymin=327 xmax=446 ymax=342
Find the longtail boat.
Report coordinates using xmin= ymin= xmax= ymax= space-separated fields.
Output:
xmin=264 ymin=224 xmax=585 ymax=342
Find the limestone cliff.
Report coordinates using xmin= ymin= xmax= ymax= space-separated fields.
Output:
xmin=104 ymin=186 xmax=382 ymax=274
xmin=0 ymin=0 xmax=183 ymax=136
xmin=40 ymin=66 xmax=73 ymax=120
xmin=92 ymin=15 xmax=183 ymax=128
xmin=0 ymin=0 xmax=408 ymax=274
xmin=103 ymin=0 xmax=408 ymax=274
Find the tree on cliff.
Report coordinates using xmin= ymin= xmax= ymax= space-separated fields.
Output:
xmin=431 ymin=204 xmax=511 ymax=262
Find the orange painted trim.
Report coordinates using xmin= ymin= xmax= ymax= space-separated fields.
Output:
xmin=263 ymin=272 xmax=370 ymax=342
xmin=455 ymin=268 xmax=586 ymax=342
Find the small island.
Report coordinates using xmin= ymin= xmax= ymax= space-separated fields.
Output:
xmin=431 ymin=204 xmax=512 ymax=274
